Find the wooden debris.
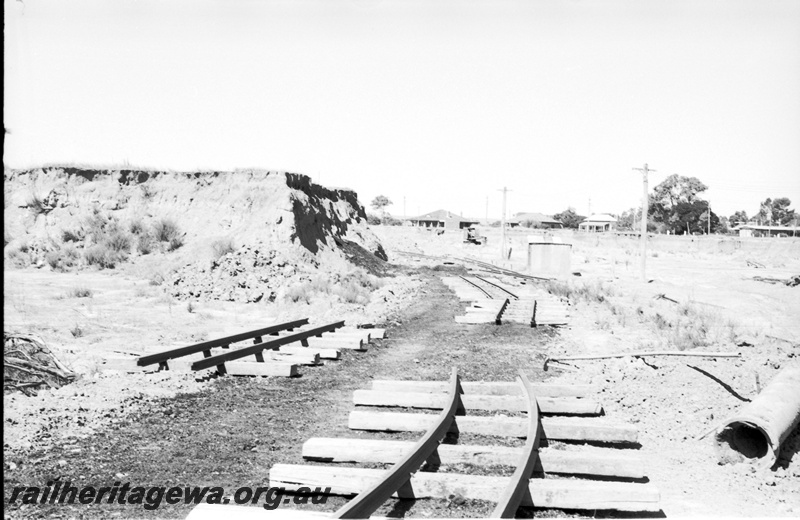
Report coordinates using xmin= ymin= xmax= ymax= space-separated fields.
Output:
xmin=544 ymin=350 xmax=741 ymax=370
xmin=654 ymin=293 xmax=679 ymax=304
xmin=266 ymin=351 xmax=320 ymax=366
xmin=4 ymin=331 xmax=77 ymax=395
xmin=278 ymin=346 xmax=340 ymax=360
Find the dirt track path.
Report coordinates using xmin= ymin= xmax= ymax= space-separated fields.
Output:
xmin=4 ymin=268 xmax=558 ymax=519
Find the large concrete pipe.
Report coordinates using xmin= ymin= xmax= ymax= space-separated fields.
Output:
xmin=715 ymin=362 xmax=800 ymax=467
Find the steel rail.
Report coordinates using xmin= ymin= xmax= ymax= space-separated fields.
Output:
xmin=492 ymin=370 xmax=542 ymax=517
xmin=191 ymin=321 xmax=345 ymax=372
xmin=496 ymin=298 xmax=510 ymax=325
xmin=395 ymin=250 xmax=446 ymax=261
xmin=455 ymin=256 xmax=552 ymax=281
xmin=333 ymin=367 xmax=464 ymax=519
xmin=137 ymin=319 xmax=309 ymax=367
xmin=474 ymin=275 xmax=519 ymax=300
xmin=458 ymin=275 xmax=495 ymax=299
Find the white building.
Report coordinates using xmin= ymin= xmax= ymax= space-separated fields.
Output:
xmin=578 ymin=214 xmax=618 ymax=232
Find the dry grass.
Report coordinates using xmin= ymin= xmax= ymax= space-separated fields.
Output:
xmin=83 ymin=210 xmax=111 ymax=235
xmin=545 ymin=279 xmax=615 ymax=304
xmin=69 ymin=324 xmax=85 ymax=338
xmin=45 ymin=251 xmax=60 ymax=270
xmin=129 ymin=219 xmax=146 ymax=235
xmin=134 ymin=286 xmax=153 ymax=298
xmin=61 ymin=229 xmax=83 ymax=243
xmin=211 ymin=238 xmax=235 ymax=260
xmin=283 ymin=254 xmax=384 ymax=306
xmin=26 ymin=192 xmax=47 ymax=215
xmin=140 ymin=183 xmax=157 ymax=200
xmin=546 ymin=275 xmax=737 ymax=352
xmin=84 ymin=244 xmax=124 ymax=269
xmin=5 ymin=247 xmax=30 ymax=268
xmin=137 ymin=233 xmax=154 ymax=255
xmin=148 ymin=271 xmax=166 ymax=286
xmin=104 ymin=230 xmax=132 ymax=253
xmin=167 ymin=237 xmax=184 ymax=252
xmin=67 ymin=287 xmax=94 ymax=298
xmin=152 ymin=218 xmax=181 ymax=243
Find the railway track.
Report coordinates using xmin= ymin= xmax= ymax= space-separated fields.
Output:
xmin=443 ymin=275 xmax=569 ymax=326
xmin=453 ymin=256 xmax=552 ymax=282
xmin=460 ymin=274 xmax=520 ymax=300
xmin=100 ymin=319 xmax=384 ymax=378
xmin=396 ymin=250 xmax=552 ymax=282
xmin=397 ymin=251 xmax=567 ymax=325
xmin=188 ymin=368 xmax=661 ymax=518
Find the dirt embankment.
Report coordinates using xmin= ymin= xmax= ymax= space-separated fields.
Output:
xmin=4 ymin=167 xmax=391 ymax=303
xmin=4 ymin=167 xmax=385 ymax=261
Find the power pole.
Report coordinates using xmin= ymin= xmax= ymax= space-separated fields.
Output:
xmin=499 ymin=187 xmax=511 ymax=260
xmin=632 ymin=164 xmax=656 ymax=280
xmin=588 ymin=198 xmax=592 ymax=216
xmin=707 ymin=200 xmax=711 ymax=235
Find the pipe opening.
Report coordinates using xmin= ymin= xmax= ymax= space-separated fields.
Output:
xmin=717 ymin=422 xmax=770 ymax=461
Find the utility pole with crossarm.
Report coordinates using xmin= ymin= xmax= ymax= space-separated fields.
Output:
xmin=499 ymin=187 xmax=511 ymax=260
xmin=632 ymin=164 xmax=656 ymax=281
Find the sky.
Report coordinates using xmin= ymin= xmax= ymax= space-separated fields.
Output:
xmin=5 ymin=0 xmax=800 ymax=220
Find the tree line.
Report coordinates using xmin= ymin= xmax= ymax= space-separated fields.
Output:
xmin=552 ymin=175 xmax=795 ymax=235
xmin=368 ymin=178 xmax=796 ymax=235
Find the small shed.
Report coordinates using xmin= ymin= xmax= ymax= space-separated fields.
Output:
xmin=578 ymin=214 xmax=618 ymax=232
xmin=409 ymin=209 xmax=479 ymax=230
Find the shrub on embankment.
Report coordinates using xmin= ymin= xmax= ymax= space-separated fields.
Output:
xmin=3 ymin=166 xmax=386 ymax=274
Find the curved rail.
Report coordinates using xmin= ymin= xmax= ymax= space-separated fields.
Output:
xmin=333 ymin=367 xmax=464 ymax=519
xmin=458 ymin=275 xmax=494 ymax=299
xmin=395 ymin=251 xmax=447 ymax=260
xmin=492 ymin=370 xmax=542 ymax=517
xmin=455 ymin=256 xmax=552 ymax=282
xmin=474 ymin=275 xmax=519 ymax=300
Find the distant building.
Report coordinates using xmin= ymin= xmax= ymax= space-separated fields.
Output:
xmin=578 ymin=214 xmax=618 ymax=232
xmin=408 ymin=209 xmax=479 ymax=230
xmin=733 ymin=224 xmax=799 ymax=238
xmin=508 ymin=212 xmax=563 ymax=229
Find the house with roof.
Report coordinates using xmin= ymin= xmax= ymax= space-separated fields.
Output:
xmin=408 ymin=209 xmax=480 ymax=230
xmin=508 ymin=212 xmax=563 ymax=229
xmin=733 ymin=224 xmax=799 ymax=238
xmin=578 ymin=214 xmax=618 ymax=232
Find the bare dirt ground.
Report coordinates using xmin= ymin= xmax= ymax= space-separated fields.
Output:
xmin=374 ymin=225 xmax=800 ymax=517
xmin=4 ymin=224 xmax=800 ymax=518
xmin=4 ymin=263 xmax=559 ymax=519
